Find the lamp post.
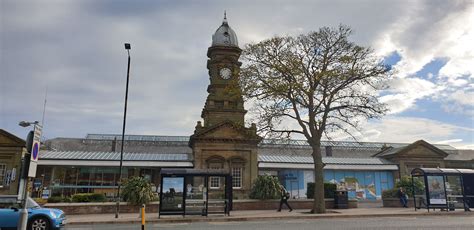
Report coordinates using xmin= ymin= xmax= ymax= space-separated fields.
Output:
xmin=115 ymin=43 xmax=131 ymax=218
xmin=18 ymin=120 xmax=40 ymax=230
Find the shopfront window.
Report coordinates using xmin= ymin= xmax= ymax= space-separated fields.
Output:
xmin=64 ymin=167 xmax=78 ymax=186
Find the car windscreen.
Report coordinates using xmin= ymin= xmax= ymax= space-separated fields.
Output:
xmin=26 ymin=198 xmax=41 ymax=209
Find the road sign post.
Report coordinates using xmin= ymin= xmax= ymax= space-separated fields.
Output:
xmin=28 ymin=124 xmax=42 ymax=178
xmin=19 ymin=122 xmax=42 ymax=230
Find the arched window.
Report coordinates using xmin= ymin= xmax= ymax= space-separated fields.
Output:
xmin=206 ymin=156 xmax=225 ymax=189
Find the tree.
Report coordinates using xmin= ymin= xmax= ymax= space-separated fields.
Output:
xmin=121 ymin=176 xmax=156 ymax=205
xmin=240 ymin=25 xmax=390 ymax=213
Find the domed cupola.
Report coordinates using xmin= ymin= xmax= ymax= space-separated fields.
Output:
xmin=211 ymin=12 xmax=239 ymax=47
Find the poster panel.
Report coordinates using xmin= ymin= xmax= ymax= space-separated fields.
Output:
xmin=161 ymin=177 xmax=185 ymax=211
xmin=427 ymin=175 xmax=446 ymax=205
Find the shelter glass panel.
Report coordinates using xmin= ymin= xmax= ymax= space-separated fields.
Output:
xmin=184 ymin=175 xmax=206 ymax=215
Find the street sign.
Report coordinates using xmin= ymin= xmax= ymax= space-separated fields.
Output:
xmin=28 ymin=124 xmax=42 ymax=177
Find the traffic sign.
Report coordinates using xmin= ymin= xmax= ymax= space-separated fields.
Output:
xmin=28 ymin=124 xmax=42 ymax=177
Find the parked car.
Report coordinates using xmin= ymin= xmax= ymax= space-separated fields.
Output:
xmin=0 ymin=195 xmax=66 ymax=230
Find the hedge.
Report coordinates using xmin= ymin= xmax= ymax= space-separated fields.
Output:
xmin=306 ymin=182 xmax=337 ymax=199
xmin=71 ymin=193 xmax=106 ymax=203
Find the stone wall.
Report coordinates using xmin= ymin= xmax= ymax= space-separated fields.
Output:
xmin=382 ymin=198 xmax=415 ymax=207
xmin=44 ymin=199 xmax=358 ymax=215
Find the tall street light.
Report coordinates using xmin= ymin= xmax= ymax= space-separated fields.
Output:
xmin=115 ymin=43 xmax=131 ymax=218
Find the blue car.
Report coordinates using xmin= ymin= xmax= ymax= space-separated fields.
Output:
xmin=0 ymin=195 xmax=66 ymax=230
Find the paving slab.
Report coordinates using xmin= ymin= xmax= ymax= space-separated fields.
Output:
xmin=66 ymin=208 xmax=473 ymax=225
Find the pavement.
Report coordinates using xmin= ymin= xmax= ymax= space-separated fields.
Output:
xmin=66 ymin=207 xmax=474 ymax=225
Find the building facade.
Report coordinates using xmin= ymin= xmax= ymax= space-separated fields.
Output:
xmin=2 ymin=17 xmax=473 ymax=201
xmin=0 ymin=129 xmax=27 ymax=195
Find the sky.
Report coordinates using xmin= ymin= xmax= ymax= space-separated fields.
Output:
xmin=1 ymin=0 xmax=473 ymax=149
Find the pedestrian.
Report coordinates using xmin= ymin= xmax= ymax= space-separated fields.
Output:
xmin=397 ymin=187 xmax=408 ymax=208
xmin=277 ymin=186 xmax=293 ymax=212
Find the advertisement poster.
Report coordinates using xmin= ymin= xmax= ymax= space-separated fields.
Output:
xmin=161 ymin=177 xmax=184 ymax=211
xmin=427 ymin=175 xmax=446 ymax=205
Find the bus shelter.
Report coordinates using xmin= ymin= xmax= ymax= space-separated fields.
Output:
xmin=411 ymin=168 xmax=474 ymax=211
xmin=159 ymin=168 xmax=232 ymax=217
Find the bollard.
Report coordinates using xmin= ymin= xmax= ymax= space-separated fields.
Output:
xmin=141 ymin=204 xmax=146 ymax=230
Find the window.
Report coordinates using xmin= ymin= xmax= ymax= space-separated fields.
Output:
xmin=231 ymin=167 xmax=242 ymax=188
xmin=0 ymin=164 xmax=6 ymax=187
xmin=207 ymin=157 xmax=224 ymax=189
xmin=209 ymin=163 xmax=222 ymax=189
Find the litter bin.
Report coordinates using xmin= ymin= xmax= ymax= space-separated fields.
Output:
xmin=334 ymin=190 xmax=348 ymax=209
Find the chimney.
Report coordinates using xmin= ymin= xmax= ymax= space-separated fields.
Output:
xmin=325 ymin=146 xmax=333 ymax=157
xmin=112 ymin=137 xmax=117 ymax=152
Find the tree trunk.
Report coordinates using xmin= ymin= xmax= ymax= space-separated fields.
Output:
xmin=311 ymin=143 xmax=326 ymax=213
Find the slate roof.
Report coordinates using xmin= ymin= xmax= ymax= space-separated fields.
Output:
xmin=258 ymin=154 xmax=396 ymax=165
xmin=41 ymin=134 xmax=464 ymax=163
xmin=444 ymin=150 xmax=474 ymax=161
xmin=40 ymin=150 xmax=192 ymax=161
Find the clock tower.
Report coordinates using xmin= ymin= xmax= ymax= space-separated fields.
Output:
xmin=201 ymin=15 xmax=246 ymax=127
xmin=190 ymin=14 xmax=261 ymax=198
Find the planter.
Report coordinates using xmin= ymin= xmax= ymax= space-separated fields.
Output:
xmin=382 ymin=198 xmax=415 ymax=207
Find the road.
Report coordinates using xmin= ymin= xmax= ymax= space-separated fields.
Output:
xmin=66 ymin=215 xmax=474 ymax=230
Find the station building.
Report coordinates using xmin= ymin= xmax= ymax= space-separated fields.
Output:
xmin=1 ymin=16 xmax=473 ymax=200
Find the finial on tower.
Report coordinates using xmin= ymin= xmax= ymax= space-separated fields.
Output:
xmin=223 ymin=10 xmax=228 ymax=25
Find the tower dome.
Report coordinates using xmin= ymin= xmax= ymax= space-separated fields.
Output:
xmin=211 ymin=12 xmax=239 ymax=47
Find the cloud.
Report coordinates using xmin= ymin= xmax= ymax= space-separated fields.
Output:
xmin=380 ymin=77 xmax=442 ymax=114
xmin=352 ymin=116 xmax=474 ymax=148
xmin=1 ymin=0 xmax=472 ymax=150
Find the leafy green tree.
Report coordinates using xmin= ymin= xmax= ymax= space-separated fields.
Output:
xmin=240 ymin=25 xmax=391 ymax=213
xmin=121 ymin=176 xmax=156 ymax=205
xmin=249 ymin=175 xmax=282 ymax=199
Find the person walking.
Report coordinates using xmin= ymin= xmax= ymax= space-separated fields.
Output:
xmin=277 ymin=186 xmax=293 ymax=212
xmin=398 ymin=187 xmax=408 ymax=208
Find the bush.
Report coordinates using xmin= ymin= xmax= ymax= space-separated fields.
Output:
xmin=396 ymin=175 xmax=424 ymax=196
xmin=47 ymin=196 xmax=63 ymax=203
xmin=33 ymin=198 xmax=47 ymax=205
xmin=121 ymin=176 xmax=156 ymax=205
xmin=71 ymin=193 xmax=106 ymax=203
xmin=249 ymin=175 xmax=282 ymax=200
xmin=382 ymin=188 xmax=399 ymax=199
xmin=306 ymin=182 xmax=337 ymax=199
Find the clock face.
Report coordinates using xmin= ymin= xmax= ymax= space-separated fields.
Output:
xmin=219 ymin=68 xmax=232 ymax=80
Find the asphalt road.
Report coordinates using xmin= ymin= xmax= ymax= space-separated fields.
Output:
xmin=66 ymin=215 xmax=474 ymax=230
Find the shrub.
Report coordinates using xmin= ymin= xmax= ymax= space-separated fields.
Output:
xmin=71 ymin=193 xmax=106 ymax=203
xmin=395 ymin=175 xmax=424 ymax=196
xmin=33 ymin=198 xmax=47 ymax=205
xmin=382 ymin=188 xmax=399 ymax=199
xmin=47 ymin=196 xmax=63 ymax=203
xmin=306 ymin=182 xmax=337 ymax=199
xmin=121 ymin=176 xmax=156 ymax=205
xmin=249 ymin=175 xmax=282 ymax=200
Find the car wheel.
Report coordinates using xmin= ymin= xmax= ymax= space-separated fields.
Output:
xmin=28 ymin=216 xmax=51 ymax=230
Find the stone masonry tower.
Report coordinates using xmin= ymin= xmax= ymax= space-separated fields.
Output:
xmin=189 ymin=14 xmax=261 ymax=198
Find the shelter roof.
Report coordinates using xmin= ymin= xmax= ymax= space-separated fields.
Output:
xmin=411 ymin=167 xmax=474 ymax=175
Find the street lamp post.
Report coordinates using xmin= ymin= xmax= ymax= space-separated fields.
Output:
xmin=115 ymin=43 xmax=131 ymax=218
xmin=18 ymin=120 xmax=40 ymax=230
